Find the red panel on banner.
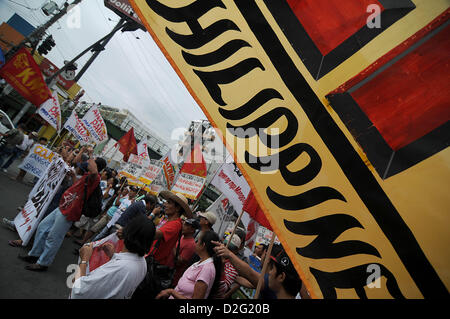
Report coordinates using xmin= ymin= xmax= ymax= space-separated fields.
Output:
xmin=350 ymin=24 xmax=450 ymax=151
xmin=287 ymin=0 xmax=384 ymax=55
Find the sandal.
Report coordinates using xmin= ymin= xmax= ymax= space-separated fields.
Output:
xmin=25 ymin=263 xmax=48 ymax=272
xmin=8 ymin=239 xmax=22 ymax=247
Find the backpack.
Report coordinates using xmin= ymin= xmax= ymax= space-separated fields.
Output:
xmin=81 ymin=177 xmax=103 ymax=218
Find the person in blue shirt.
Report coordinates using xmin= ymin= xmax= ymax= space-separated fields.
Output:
xmin=248 ymin=243 xmax=268 ymax=273
xmin=115 ymin=194 xmax=157 ymax=228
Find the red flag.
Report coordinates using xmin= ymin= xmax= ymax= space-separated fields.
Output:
xmin=181 ymin=143 xmax=207 ymax=177
xmin=0 ymin=47 xmax=51 ymax=106
xmin=115 ymin=127 xmax=137 ymax=162
xmin=243 ymin=191 xmax=272 ymax=231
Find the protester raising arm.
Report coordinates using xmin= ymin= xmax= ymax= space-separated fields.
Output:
xmin=213 ymin=241 xmax=261 ymax=289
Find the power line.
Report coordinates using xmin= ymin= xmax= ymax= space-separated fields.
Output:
xmin=4 ymin=2 xmax=41 ymax=25
xmin=7 ymin=0 xmax=41 ymax=11
xmin=91 ymin=0 xmax=186 ymax=126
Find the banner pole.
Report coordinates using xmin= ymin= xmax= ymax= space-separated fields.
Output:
xmin=49 ymin=133 xmax=60 ymax=149
xmin=254 ymin=231 xmax=276 ymax=299
xmin=226 ymin=208 xmax=245 ymax=249
xmin=192 ymin=160 xmax=224 ymax=209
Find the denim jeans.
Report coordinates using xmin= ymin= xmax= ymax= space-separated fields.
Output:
xmin=28 ymin=207 xmax=73 ymax=267
xmin=0 ymin=145 xmax=15 ymax=167
xmin=1 ymin=147 xmax=23 ymax=169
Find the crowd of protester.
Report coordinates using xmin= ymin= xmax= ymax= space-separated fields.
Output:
xmin=1 ymin=129 xmax=311 ymax=300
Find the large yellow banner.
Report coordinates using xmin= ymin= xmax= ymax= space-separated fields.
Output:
xmin=131 ymin=0 xmax=449 ymax=298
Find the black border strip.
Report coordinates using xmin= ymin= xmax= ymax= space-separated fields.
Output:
xmin=264 ymin=0 xmax=415 ymax=80
xmin=234 ymin=0 xmax=448 ymax=297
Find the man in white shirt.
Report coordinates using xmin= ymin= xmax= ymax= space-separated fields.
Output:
xmin=70 ymin=214 xmax=155 ymax=299
xmin=1 ymin=131 xmax=37 ymax=171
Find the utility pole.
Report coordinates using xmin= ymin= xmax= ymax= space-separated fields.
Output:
xmin=45 ymin=18 xmax=129 ymax=85
xmin=73 ymin=18 xmax=126 ymax=82
xmin=5 ymin=0 xmax=83 ymax=61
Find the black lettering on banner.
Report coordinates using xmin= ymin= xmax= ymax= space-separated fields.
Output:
xmin=182 ymin=39 xmax=251 ymax=67
xmin=142 ymin=0 xmax=439 ymax=298
xmin=310 ymin=264 xmax=404 ymax=299
xmin=284 ymin=214 xmax=381 ymax=259
xmin=193 ymin=58 xmax=265 ymax=106
xmin=167 ymin=20 xmax=240 ymax=50
xmin=227 ymin=107 xmax=297 ymax=148
xmin=31 ymin=160 xmax=65 ymax=219
xmin=219 ymin=88 xmax=283 ymax=120
xmin=266 ymin=186 xmax=346 ymax=211
xmin=245 ymin=143 xmax=321 ymax=185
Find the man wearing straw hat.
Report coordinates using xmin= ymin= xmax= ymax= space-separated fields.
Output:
xmin=132 ymin=190 xmax=193 ymax=299
xmin=150 ymin=190 xmax=193 ymax=267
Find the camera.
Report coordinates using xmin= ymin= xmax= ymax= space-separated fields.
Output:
xmin=157 ymin=202 xmax=165 ymax=214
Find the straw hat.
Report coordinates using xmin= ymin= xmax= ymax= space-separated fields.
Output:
xmin=159 ymin=190 xmax=193 ymax=219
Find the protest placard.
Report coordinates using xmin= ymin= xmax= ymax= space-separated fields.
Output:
xmin=19 ymin=144 xmax=57 ymax=178
xmin=14 ymin=157 xmax=68 ymax=246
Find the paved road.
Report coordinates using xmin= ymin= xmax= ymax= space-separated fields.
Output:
xmin=0 ymin=162 xmax=79 ymax=299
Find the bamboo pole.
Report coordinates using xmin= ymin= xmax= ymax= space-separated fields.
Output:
xmin=225 ymin=209 xmax=245 ymax=249
xmin=254 ymin=231 xmax=276 ymax=299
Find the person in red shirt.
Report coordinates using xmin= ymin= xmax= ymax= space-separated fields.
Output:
xmin=132 ymin=191 xmax=193 ymax=299
xmin=18 ymin=147 xmax=106 ymax=271
xmin=148 ymin=191 xmax=193 ymax=267
xmin=171 ymin=218 xmax=199 ymax=287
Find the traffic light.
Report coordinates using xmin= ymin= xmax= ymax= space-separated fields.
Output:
xmin=37 ymin=35 xmax=56 ymax=56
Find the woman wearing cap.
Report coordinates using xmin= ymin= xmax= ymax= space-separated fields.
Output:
xmin=156 ymin=230 xmax=223 ymax=299
xmin=195 ymin=211 xmax=217 ymax=241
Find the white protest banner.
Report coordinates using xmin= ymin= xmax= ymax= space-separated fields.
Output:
xmin=118 ymin=161 xmax=143 ymax=187
xmin=210 ymin=194 xmax=235 ymax=237
xmin=14 ymin=157 xmax=68 ymax=246
xmin=136 ymin=137 xmax=151 ymax=166
xmin=37 ymin=91 xmax=61 ymax=133
xmin=18 ymin=144 xmax=57 ymax=178
xmin=64 ymin=111 xmax=90 ymax=145
xmin=138 ymin=159 xmax=163 ymax=185
xmin=146 ymin=168 xmax=168 ymax=195
xmin=171 ymin=172 xmax=205 ymax=200
xmin=211 ymin=161 xmax=251 ymax=216
xmin=81 ymin=103 xmax=108 ymax=143
xmin=255 ymin=226 xmax=280 ymax=247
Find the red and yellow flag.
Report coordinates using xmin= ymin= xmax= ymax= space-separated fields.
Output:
xmin=0 ymin=47 xmax=51 ymax=106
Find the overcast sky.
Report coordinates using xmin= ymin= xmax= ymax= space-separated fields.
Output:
xmin=0 ymin=0 xmax=207 ymax=144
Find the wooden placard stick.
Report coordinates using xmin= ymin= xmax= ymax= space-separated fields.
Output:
xmin=254 ymin=231 xmax=276 ymax=299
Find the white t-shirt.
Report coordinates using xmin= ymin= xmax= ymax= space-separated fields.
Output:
xmin=70 ymin=252 xmax=147 ymax=299
xmin=16 ymin=135 xmax=34 ymax=151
